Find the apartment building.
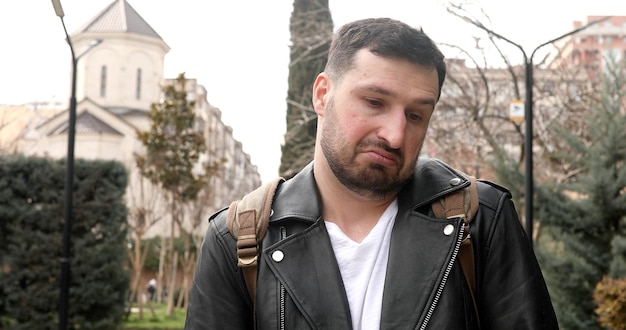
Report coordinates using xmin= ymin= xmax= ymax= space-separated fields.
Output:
xmin=18 ymin=0 xmax=261 ymax=235
xmin=551 ymin=16 xmax=626 ymax=80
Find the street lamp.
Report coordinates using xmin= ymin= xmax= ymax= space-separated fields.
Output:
xmin=51 ymin=1 xmax=102 ymax=329
xmin=460 ymin=16 xmax=610 ymax=246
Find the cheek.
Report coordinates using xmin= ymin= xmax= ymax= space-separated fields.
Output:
xmin=404 ymin=129 xmax=428 ymax=157
xmin=340 ymin=114 xmax=371 ymax=139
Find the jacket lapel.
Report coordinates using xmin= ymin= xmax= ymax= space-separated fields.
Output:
xmin=379 ymin=158 xmax=469 ymax=328
xmin=380 ymin=210 xmax=462 ymax=328
xmin=263 ymin=219 xmax=353 ymax=329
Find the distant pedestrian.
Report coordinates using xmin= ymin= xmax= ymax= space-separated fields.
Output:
xmin=146 ymin=278 xmax=156 ymax=302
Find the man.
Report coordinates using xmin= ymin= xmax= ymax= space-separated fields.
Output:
xmin=185 ymin=18 xmax=558 ymax=329
xmin=146 ymin=278 xmax=157 ymax=301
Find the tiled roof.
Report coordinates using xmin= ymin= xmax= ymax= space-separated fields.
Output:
xmin=72 ymin=0 xmax=163 ymax=41
xmin=50 ymin=111 xmax=122 ymax=136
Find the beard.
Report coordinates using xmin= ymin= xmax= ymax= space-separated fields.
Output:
xmin=320 ymin=100 xmax=417 ymax=200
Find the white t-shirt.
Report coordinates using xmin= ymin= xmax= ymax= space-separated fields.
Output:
xmin=325 ymin=199 xmax=398 ymax=330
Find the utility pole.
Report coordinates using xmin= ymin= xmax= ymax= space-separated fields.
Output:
xmin=455 ymin=14 xmax=610 ymax=246
xmin=51 ymin=1 xmax=102 ymax=328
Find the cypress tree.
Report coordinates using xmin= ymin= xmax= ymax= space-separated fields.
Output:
xmin=279 ymin=0 xmax=333 ymax=178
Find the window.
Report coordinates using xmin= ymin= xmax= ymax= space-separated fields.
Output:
xmin=100 ymin=65 xmax=107 ymax=97
xmin=195 ymin=117 xmax=205 ymax=132
xmin=135 ymin=68 xmax=142 ymax=100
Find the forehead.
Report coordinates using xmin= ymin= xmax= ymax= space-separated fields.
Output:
xmin=342 ymin=50 xmax=440 ymax=102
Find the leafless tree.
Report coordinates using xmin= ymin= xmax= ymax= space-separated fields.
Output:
xmin=433 ymin=2 xmax=596 ymax=187
xmin=125 ymin=162 xmax=165 ymax=319
xmin=174 ymin=177 xmax=220 ymax=310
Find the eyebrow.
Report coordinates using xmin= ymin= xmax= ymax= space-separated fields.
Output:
xmin=363 ymin=84 xmax=393 ymax=96
xmin=361 ymin=84 xmax=436 ymax=106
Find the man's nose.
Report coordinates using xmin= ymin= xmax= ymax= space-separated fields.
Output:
xmin=376 ymin=110 xmax=405 ymax=149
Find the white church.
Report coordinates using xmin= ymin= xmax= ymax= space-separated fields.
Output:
xmin=18 ymin=0 xmax=262 ymax=235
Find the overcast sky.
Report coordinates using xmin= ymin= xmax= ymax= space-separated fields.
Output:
xmin=0 ymin=0 xmax=623 ymax=182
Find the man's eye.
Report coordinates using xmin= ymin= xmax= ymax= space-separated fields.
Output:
xmin=407 ymin=113 xmax=422 ymax=121
xmin=366 ymin=99 xmax=383 ymax=107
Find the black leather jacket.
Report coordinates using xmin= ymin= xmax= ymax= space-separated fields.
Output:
xmin=185 ymin=158 xmax=558 ymax=329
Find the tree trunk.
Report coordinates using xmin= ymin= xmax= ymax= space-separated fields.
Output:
xmin=156 ymin=234 xmax=167 ymax=304
xmin=176 ymin=235 xmax=194 ymax=309
xmin=166 ymin=196 xmax=178 ymax=316
xmin=166 ymin=252 xmax=178 ymax=316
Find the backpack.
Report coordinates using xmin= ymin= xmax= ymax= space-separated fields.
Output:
xmin=227 ymin=175 xmax=479 ymax=322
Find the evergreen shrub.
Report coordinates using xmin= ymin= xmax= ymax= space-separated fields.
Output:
xmin=0 ymin=156 xmax=129 ymax=329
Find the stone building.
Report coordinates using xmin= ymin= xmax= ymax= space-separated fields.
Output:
xmin=17 ymin=0 xmax=261 ymax=235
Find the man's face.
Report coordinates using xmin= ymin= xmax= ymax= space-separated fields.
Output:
xmin=313 ymin=49 xmax=440 ymax=199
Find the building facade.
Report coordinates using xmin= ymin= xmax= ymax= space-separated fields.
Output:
xmin=552 ymin=16 xmax=626 ymax=81
xmin=19 ymin=0 xmax=261 ymax=235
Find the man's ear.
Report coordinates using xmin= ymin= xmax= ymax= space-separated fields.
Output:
xmin=312 ymin=72 xmax=331 ymax=116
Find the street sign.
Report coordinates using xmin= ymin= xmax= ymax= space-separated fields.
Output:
xmin=509 ymin=100 xmax=524 ymax=122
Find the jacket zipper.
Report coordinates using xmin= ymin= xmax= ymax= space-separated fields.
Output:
xmin=418 ymin=222 xmax=465 ymax=330
xmin=279 ymin=226 xmax=287 ymax=330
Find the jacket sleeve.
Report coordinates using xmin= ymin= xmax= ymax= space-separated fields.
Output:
xmin=476 ymin=184 xmax=559 ymax=329
xmin=184 ymin=211 xmax=254 ymax=329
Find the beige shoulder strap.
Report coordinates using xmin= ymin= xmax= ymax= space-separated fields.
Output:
xmin=432 ymin=174 xmax=480 ymax=327
xmin=226 ymin=177 xmax=284 ymax=302
xmin=432 ymin=175 xmax=478 ymax=223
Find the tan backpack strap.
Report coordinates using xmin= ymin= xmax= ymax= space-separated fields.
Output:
xmin=432 ymin=175 xmax=478 ymax=222
xmin=226 ymin=177 xmax=284 ymax=302
xmin=432 ymin=174 xmax=480 ymax=326
xmin=466 ymin=175 xmax=479 ymax=222
xmin=459 ymin=176 xmax=479 ymax=278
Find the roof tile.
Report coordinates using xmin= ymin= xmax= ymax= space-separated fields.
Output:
xmin=73 ymin=0 xmax=163 ymax=41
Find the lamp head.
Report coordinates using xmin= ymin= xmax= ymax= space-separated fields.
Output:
xmin=51 ymin=0 xmax=65 ymax=18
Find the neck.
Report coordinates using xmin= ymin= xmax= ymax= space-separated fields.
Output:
xmin=314 ymin=157 xmax=396 ymax=243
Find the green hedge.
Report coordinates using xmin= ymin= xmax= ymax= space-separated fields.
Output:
xmin=0 ymin=156 xmax=129 ymax=329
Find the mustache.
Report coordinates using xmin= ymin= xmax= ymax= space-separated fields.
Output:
xmin=358 ymin=139 xmax=402 ymax=159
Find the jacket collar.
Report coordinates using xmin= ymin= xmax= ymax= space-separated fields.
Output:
xmin=270 ymin=157 xmax=470 ymax=223
xmin=265 ymin=157 xmax=471 ymax=328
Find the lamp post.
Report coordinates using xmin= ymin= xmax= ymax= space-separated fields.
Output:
xmin=51 ymin=1 xmax=102 ymax=329
xmin=462 ymin=16 xmax=610 ymax=246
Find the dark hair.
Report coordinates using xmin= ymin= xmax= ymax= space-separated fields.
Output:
xmin=325 ymin=18 xmax=446 ymax=99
